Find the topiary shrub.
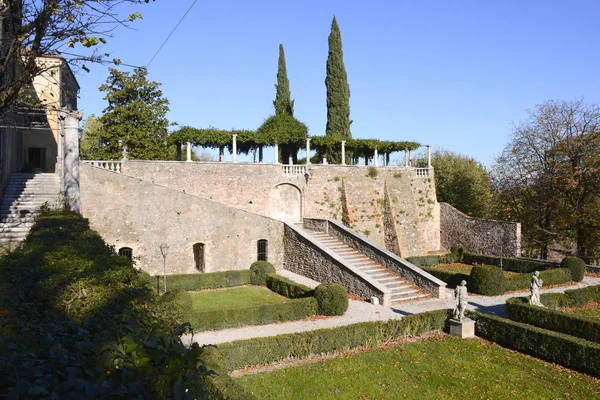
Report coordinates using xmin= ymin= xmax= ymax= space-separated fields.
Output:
xmin=450 ymin=245 xmax=465 ymax=262
xmin=249 ymin=261 xmax=276 ymax=285
xmin=314 ymin=283 xmax=348 ymax=316
xmin=470 ymin=265 xmax=505 ymax=295
xmin=561 ymin=256 xmax=586 ymax=282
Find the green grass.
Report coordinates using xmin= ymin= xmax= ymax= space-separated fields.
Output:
xmin=432 ymin=263 xmax=519 ymax=277
xmin=189 ymin=286 xmax=288 ymax=312
xmin=236 ymin=336 xmax=600 ymax=399
xmin=564 ymin=303 xmax=600 ymax=321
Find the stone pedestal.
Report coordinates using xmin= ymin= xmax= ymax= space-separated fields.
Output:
xmin=449 ymin=318 xmax=475 ymax=339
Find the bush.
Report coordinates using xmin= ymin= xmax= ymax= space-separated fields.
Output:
xmin=506 ymin=297 xmax=600 ymax=343
xmin=463 ymin=252 xmax=556 ymax=273
xmin=450 ymin=245 xmax=465 ymax=262
xmin=504 ymin=268 xmax=571 ymax=292
xmin=187 ymin=298 xmax=319 ymax=331
xmin=199 ymin=346 xmax=257 ymax=399
xmin=314 ymin=283 xmax=349 ymax=316
xmin=266 ymin=274 xmax=314 ymax=298
xmin=156 ymin=289 xmax=193 ymax=323
xmin=470 ymin=310 xmax=600 ymax=377
xmin=217 ymin=310 xmax=449 ymax=371
xmin=561 ymin=256 xmax=586 ymax=282
xmin=156 ymin=270 xmax=251 ymax=294
xmin=540 ymin=284 xmax=600 ymax=309
xmin=420 ymin=266 xmax=469 ymax=289
xmin=470 ymin=265 xmax=505 ymax=295
xmin=250 ymin=261 xmax=276 ymax=285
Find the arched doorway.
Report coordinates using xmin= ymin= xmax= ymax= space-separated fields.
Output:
xmin=269 ymin=183 xmax=302 ymax=222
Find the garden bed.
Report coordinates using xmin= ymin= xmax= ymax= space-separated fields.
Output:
xmin=189 ymin=286 xmax=289 ymax=312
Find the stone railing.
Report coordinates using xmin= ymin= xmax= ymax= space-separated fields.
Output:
xmin=81 ymin=160 xmax=122 ymax=173
xmin=282 ymin=165 xmax=306 ymax=175
xmin=415 ymin=168 xmax=430 ymax=177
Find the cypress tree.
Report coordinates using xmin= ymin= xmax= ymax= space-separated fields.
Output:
xmin=273 ymin=44 xmax=294 ymax=117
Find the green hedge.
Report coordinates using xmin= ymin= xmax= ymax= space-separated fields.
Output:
xmin=314 ymin=283 xmax=349 ymax=316
xmin=266 ymin=274 xmax=314 ymax=298
xmin=406 ymin=253 xmax=454 ymax=267
xmin=507 ymin=297 xmax=600 ymax=343
xmin=469 ymin=311 xmax=600 ymax=377
xmin=156 ymin=270 xmax=251 ymax=294
xmin=217 ymin=309 xmax=449 ymax=371
xmin=504 ymin=268 xmax=571 ymax=292
xmin=470 ymin=265 xmax=505 ymax=295
xmin=250 ymin=261 xmax=276 ymax=285
xmin=420 ymin=266 xmax=469 ymax=289
xmin=199 ymin=346 xmax=257 ymax=400
xmin=561 ymin=256 xmax=586 ymax=282
xmin=463 ymin=253 xmax=556 ymax=273
xmin=187 ymin=297 xmax=319 ymax=331
xmin=540 ymin=284 xmax=600 ymax=309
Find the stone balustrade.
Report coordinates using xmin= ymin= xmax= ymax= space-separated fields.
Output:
xmin=81 ymin=160 xmax=122 ymax=173
xmin=415 ymin=168 xmax=431 ymax=177
xmin=282 ymin=165 xmax=306 ymax=175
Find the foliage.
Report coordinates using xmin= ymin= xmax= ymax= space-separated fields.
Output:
xmin=491 ymin=99 xmax=600 ymax=260
xmin=462 ymin=252 xmax=556 ymax=273
xmin=0 ymin=0 xmax=150 ymax=114
xmin=314 ymin=283 xmax=349 ymax=316
xmin=216 ymin=310 xmax=448 ymax=371
xmin=561 ymin=256 xmax=586 ymax=282
xmin=420 ymin=150 xmax=494 ymax=218
xmin=450 ymin=245 xmax=465 ymax=262
xmin=507 ymin=297 xmax=600 ymax=343
xmin=79 ymin=114 xmax=104 ymax=160
xmin=420 ymin=266 xmax=470 ymax=289
xmin=266 ymin=274 xmax=314 ymax=298
xmin=273 ymin=44 xmax=294 ymax=118
xmin=97 ymin=67 xmax=172 ymax=160
xmin=256 ymin=114 xmax=307 ymax=163
xmin=366 ymin=166 xmax=378 ymax=179
xmin=236 ymin=335 xmax=600 ymax=400
xmin=155 ymin=270 xmax=251 ymax=294
xmin=503 ymin=268 xmax=571 ymax=292
xmin=156 ymin=289 xmax=193 ymax=324
xmin=469 ymin=265 xmax=505 ymax=295
xmin=0 ymin=212 xmax=210 ymax=398
xmin=199 ymin=347 xmax=257 ymax=400
xmin=470 ymin=310 xmax=600 ymax=377
xmin=406 ymin=253 xmax=455 ymax=267
xmin=540 ymin=284 xmax=600 ymax=309
xmin=249 ymin=261 xmax=276 ymax=285
xmin=325 ymin=16 xmax=352 ymax=164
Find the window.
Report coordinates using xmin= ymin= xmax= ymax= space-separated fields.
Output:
xmin=257 ymin=239 xmax=268 ymax=261
xmin=193 ymin=243 xmax=205 ymax=272
xmin=118 ymin=247 xmax=133 ymax=261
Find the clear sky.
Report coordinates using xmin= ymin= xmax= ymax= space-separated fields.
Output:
xmin=74 ymin=0 xmax=600 ymax=165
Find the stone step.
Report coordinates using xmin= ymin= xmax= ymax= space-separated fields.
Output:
xmin=390 ymin=293 xmax=431 ymax=303
xmin=390 ymin=288 xmax=420 ymax=297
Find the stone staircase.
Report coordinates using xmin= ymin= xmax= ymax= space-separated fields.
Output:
xmin=0 ymin=173 xmax=60 ymax=251
xmin=306 ymin=230 xmax=431 ymax=304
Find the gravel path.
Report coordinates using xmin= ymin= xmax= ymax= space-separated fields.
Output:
xmin=181 ymin=272 xmax=600 ymax=347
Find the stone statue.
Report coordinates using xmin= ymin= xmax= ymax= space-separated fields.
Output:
xmin=529 ymin=271 xmax=544 ymax=307
xmin=453 ymin=280 xmax=468 ymax=321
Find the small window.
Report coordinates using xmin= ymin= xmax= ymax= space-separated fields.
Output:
xmin=118 ymin=247 xmax=133 ymax=261
xmin=257 ymin=239 xmax=268 ymax=261
xmin=193 ymin=243 xmax=205 ymax=272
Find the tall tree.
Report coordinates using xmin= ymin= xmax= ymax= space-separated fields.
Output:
xmin=273 ymin=44 xmax=294 ymax=117
xmin=97 ymin=67 xmax=171 ymax=160
xmin=324 ymin=16 xmax=351 ymax=163
xmin=79 ymin=114 xmax=104 ymax=160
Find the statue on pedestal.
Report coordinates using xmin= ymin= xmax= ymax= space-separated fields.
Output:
xmin=453 ymin=280 xmax=468 ymax=321
xmin=529 ymin=271 xmax=544 ymax=307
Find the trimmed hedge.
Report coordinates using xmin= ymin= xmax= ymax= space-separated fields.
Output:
xmin=420 ymin=266 xmax=469 ymax=289
xmin=507 ymin=296 xmax=600 ymax=343
xmin=561 ymin=256 xmax=586 ymax=282
xmin=504 ymin=268 xmax=571 ymax=292
xmin=199 ymin=346 xmax=257 ymax=400
xmin=217 ymin=309 xmax=449 ymax=371
xmin=250 ymin=261 xmax=276 ymax=285
xmin=406 ymin=253 xmax=454 ymax=267
xmin=186 ymin=297 xmax=319 ymax=331
xmin=156 ymin=270 xmax=251 ymax=294
xmin=463 ymin=253 xmax=556 ymax=273
xmin=470 ymin=265 xmax=505 ymax=295
xmin=540 ymin=284 xmax=600 ymax=309
xmin=469 ymin=310 xmax=600 ymax=377
xmin=266 ymin=274 xmax=314 ymax=298
xmin=314 ymin=283 xmax=349 ymax=316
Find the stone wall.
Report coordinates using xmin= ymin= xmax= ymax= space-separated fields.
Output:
xmin=440 ymin=202 xmax=521 ymax=257
xmin=283 ymin=224 xmax=391 ymax=304
xmin=120 ymin=161 xmax=440 ymax=257
xmin=80 ymin=164 xmax=284 ymax=275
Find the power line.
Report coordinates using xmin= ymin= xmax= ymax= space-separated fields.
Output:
xmin=146 ymin=0 xmax=198 ymax=68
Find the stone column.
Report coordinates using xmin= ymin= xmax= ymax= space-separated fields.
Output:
xmin=323 ymin=157 xmax=328 ymax=165
xmin=306 ymin=138 xmax=311 ymax=165
xmin=274 ymin=143 xmax=279 ymax=164
xmin=374 ymin=148 xmax=378 ymax=167
xmin=186 ymin=142 xmax=192 ymax=162
xmin=289 ymin=156 xmax=293 ymax=165
xmin=427 ymin=145 xmax=431 ymax=167
xmin=408 ymin=150 xmax=412 ymax=167
xmin=61 ymin=111 xmax=83 ymax=212
xmin=404 ymin=149 xmax=409 ymax=167
xmin=232 ymin=134 xmax=237 ymax=163
xmin=341 ymin=141 xmax=346 ymax=165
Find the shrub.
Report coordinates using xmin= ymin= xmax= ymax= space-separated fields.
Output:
xmin=420 ymin=266 xmax=469 ymax=289
xmin=469 ymin=310 xmax=600 ymax=377
xmin=156 ymin=270 xmax=251 ymax=294
xmin=199 ymin=346 xmax=257 ymax=399
xmin=217 ymin=309 xmax=449 ymax=371
xmin=156 ymin=289 xmax=193 ymax=323
xmin=250 ymin=261 xmax=276 ymax=285
xmin=504 ymin=268 xmax=571 ymax=292
xmin=450 ymin=245 xmax=465 ymax=262
xmin=187 ymin=298 xmax=319 ymax=331
xmin=366 ymin=166 xmax=378 ymax=179
xmin=266 ymin=274 xmax=314 ymax=298
xmin=540 ymin=284 xmax=600 ymax=309
xmin=506 ymin=297 xmax=600 ymax=343
xmin=561 ymin=256 xmax=586 ymax=282
xmin=469 ymin=265 xmax=505 ymax=295
xmin=463 ymin=252 xmax=556 ymax=273
xmin=314 ymin=283 xmax=348 ymax=316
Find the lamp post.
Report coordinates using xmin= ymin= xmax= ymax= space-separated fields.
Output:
xmin=160 ymin=244 xmax=169 ymax=293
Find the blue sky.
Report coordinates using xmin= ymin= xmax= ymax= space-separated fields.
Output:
xmin=74 ymin=0 xmax=600 ymax=165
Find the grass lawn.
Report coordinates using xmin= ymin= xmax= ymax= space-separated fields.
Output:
xmin=236 ymin=335 xmax=600 ymax=399
xmin=563 ymin=302 xmax=600 ymax=321
xmin=189 ymin=286 xmax=288 ymax=312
